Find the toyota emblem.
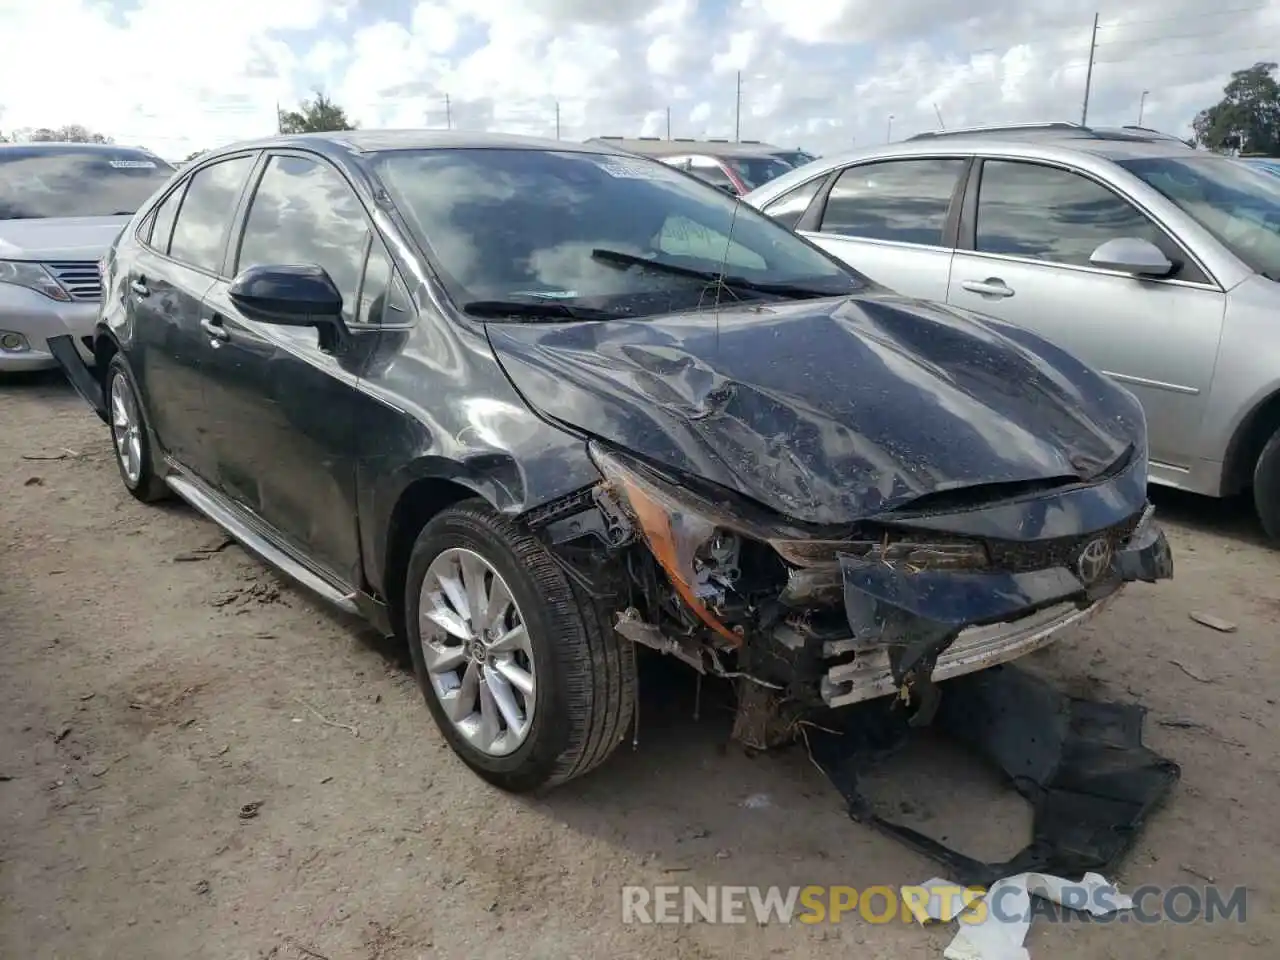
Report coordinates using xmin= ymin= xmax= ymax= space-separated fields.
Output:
xmin=1075 ymin=537 xmax=1114 ymax=585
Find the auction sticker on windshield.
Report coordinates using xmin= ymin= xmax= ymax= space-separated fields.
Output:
xmin=595 ymin=156 xmax=674 ymax=180
xmin=108 ymin=159 xmax=158 ymax=168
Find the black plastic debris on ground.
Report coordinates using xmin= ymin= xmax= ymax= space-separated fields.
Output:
xmin=806 ymin=664 xmax=1181 ymax=888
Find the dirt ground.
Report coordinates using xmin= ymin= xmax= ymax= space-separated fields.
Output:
xmin=2 ymin=369 xmax=1278 ymax=960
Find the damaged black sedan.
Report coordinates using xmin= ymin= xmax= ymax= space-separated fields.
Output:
xmin=50 ymin=131 xmax=1173 ymax=791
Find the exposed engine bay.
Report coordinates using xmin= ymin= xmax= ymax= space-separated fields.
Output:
xmin=522 ymin=441 xmax=1174 ymax=746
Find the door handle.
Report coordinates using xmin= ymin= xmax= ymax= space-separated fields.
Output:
xmin=960 ymin=278 xmax=1015 ymax=298
xmin=130 ymin=279 xmax=150 ymax=297
xmin=200 ymin=316 xmax=230 ymax=342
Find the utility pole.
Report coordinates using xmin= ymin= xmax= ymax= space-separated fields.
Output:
xmin=886 ymin=113 xmax=894 ymax=142
xmin=1137 ymin=89 xmax=1150 ymax=126
xmin=444 ymin=93 xmax=452 ymax=130
xmin=1081 ymin=12 xmax=1099 ymax=125
xmin=555 ymin=101 xmax=561 ymax=139
xmin=275 ymin=101 xmax=281 ymax=134
xmin=666 ymin=106 xmax=671 ymax=140
xmin=734 ymin=71 xmax=741 ymax=142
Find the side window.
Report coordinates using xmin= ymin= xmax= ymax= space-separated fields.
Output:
xmin=761 ymin=177 xmax=824 ymax=229
xmin=146 ymin=183 xmax=185 ymax=255
xmin=975 ymin=160 xmax=1169 ymax=268
xmin=819 ymin=158 xmax=966 ymax=245
xmin=356 ymin=239 xmax=396 ymax=325
xmin=236 ymin=154 xmax=369 ymax=324
xmin=656 ymin=215 xmax=767 ymax=271
xmin=689 ymin=156 xmax=737 ymax=192
xmin=168 ymin=156 xmax=255 ymax=273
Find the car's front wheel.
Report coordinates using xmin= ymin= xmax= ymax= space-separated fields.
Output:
xmin=1253 ymin=425 xmax=1280 ymax=542
xmin=405 ymin=499 xmax=636 ymax=792
xmin=105 ymin=354 xmax=169 ymax=503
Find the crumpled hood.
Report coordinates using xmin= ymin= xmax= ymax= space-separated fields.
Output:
xmin=487 ymin=293 xmax=1144 ymax=525
xmin=0 ymin=215 xmax=130 ymax=260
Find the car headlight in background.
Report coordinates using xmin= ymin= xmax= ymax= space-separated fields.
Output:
xmin=0 ymin=260 xmax=71 ymax=302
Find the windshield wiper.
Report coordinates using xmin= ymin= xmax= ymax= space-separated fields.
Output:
xmin=590 ymin=247 xmax=846 ymax=299
xmin=461 ymin=299 xmax=620 ymax=322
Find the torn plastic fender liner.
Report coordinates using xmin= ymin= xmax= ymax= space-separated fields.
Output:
xmin=807 ymin=664 xmax=1181 ymax=888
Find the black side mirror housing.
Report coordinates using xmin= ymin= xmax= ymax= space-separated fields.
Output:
xmin=229 ymin=263 xmax=344 ymax=325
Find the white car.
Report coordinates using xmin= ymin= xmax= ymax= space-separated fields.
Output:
xmin=1 ymin=142 xmax=174 ymax=372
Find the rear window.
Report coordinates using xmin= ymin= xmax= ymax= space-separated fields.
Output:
xmin=0 ymin=147 xmax=174 ymax=220
xmin=725 ymin=155 xmax=797 ymax=190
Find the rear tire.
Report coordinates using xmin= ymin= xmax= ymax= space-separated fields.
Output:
xmin=405 ymin=499 xmax=635 ymax=792
xmin=1253 ymin=426 xmax=1280 ymax=542
xmin=105 ymin=354 xmax=168 ymax=503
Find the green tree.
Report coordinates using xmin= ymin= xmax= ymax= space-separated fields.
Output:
xmin=27 ymin=123 xmax=113 ymax=143
xmin=1193 ymin=61 xmax=1280 ymax=154
xmin=277 ymin=91 xmax=357 ymax=134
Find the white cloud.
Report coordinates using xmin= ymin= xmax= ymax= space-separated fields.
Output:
xmin=1 ymin=0 xmax=1277 ymax=160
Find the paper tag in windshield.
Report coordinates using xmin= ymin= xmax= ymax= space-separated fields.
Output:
xmin=109 ymin=159 xmax=157 ymax=168
xmin=595 ymin=157 xmax=670 ymax=180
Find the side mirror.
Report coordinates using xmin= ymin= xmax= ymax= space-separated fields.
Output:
xmin=1088 ymin=237 xmax=1174 ymax=278
xmin=229 ymin=263 xmax=344 ymax=325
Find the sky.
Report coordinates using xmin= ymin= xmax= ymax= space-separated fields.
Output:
xmin=0 ymin=0 xmax=1275 ymax=160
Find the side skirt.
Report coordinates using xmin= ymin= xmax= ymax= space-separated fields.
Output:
xmin=162 ymin=460 xmax=393 ymax=636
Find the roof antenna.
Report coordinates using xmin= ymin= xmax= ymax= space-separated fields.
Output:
xmin=713 ymin=191 xmax=742 ymax=356
xmin=933 ymin=103 xmax=946 ymax=130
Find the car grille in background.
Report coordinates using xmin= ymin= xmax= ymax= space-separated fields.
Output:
xmin=43 ymin=260 xmax=102 ymax=302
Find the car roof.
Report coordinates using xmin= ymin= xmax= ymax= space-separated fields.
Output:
xmin=743 ymin=134 xmax=1208 ymax=205
xmin=204 ymin=129 xmax=624 ymax=160
xmin=585 ymin=136 xmax=787 ymax=158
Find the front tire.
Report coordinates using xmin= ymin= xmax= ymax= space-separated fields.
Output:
xmin=1253 ymin=425 xmax=1280 ymax=542
xmin=105 ymin=354 xmax=168 ymax=503
xmin=405 ymin=499 xmax=635 ymax=792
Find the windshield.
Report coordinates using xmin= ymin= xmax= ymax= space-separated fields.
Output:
xmin=1119 ymin=155 xmax=1280 ymax=280
xmin=0 ymin=147 xmax=173 ymax=220
xmin=725 ymin=155 xmax=797 ymax=190
xmin=372 ymin=148 xmax=866 ymax=318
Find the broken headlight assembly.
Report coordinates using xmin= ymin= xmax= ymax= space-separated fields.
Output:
xmin=588 ymin=443 xmax=991 ymax=647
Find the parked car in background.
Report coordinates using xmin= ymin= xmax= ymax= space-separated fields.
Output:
xmin=586 ymin=136 xmax=800 ymax=194
xmin=745 ymin=122 xmax=1280 ymax=540
xmin=1240 ymin=155 xmax=1280 ymax=178
xmin=50 ymin=131 xmax=1170 ymax=790
xmin=0 ymin=142 xmax=174 ymax=372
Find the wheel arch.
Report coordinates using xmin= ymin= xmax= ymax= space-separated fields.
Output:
xmin=1222 ymin=386 xmax=1280 ymax=496
xmin=378 ymin=475 xmax=492 ymax=642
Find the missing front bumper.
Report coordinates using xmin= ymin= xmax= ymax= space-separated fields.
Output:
xmin=821 ymin=510 xmax=1173 ymax=710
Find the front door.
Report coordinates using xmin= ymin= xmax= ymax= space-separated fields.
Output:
xmin=946 ymin=158 xmax=1226 ymax=474
xmin=795 ymin=156 xmax=968 ymax=301
xmin=197 ymin=151 xmax=378 ymax=587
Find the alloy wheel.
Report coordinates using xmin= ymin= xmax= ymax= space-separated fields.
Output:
xmin=109 ymin=373 xmax=143 ymax=486
xmin=418 ymin=547 xmax=536 ymax=757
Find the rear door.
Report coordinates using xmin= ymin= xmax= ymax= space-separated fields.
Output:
xmin=126 ymin=153 xmax=258 ymax=471
xmin=792 ymin=156 xmax=969 ymax=301
xmin=196 ymin=151 xmax=379 ymax=585
xmin=945 ymin=158 xmax=1226 ymax=472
